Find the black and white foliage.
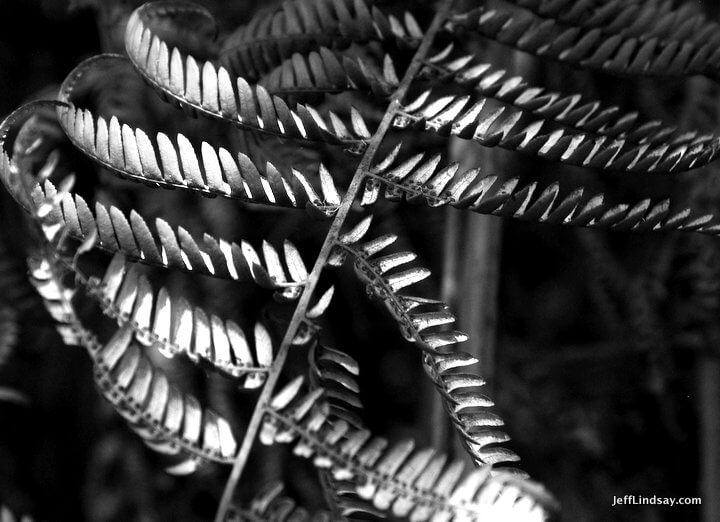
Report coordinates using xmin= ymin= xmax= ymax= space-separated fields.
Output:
xmin=1 ymin=0 xmax=718 ymax=520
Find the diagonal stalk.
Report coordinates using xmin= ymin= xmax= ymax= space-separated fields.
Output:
xmin=214 ymin=2 xmax=456 ymax=519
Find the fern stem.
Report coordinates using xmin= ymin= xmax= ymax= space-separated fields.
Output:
xmin=214 ymin=2 xmax=457 ymax=519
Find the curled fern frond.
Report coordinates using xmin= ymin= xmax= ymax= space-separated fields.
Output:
xmin=28 ymin=256 xmax=84 ymax=347
xmin=83 ymin=253 xmax=275 ymax=388
xmin=448 ymin=2 xmax=720 ymax=79
xmin=220 ymin=0 xmax=422 ymax=81
xmin=229 ymin=482 xmax=332 ymax=521
xmin=54 ymin=81 xmax=341 ymax=217
xmin=364 ymin=147 xmax=720 ymax=236
xmin=124 ymin=1 xmax=369 ymax=153
xmin=394 ymin=91 xmax=720 ymax=173
xmin=29 ymin=179 xmax=309 ymax=291
xmin=261 ymin=379 xmax=554 ymax=521
xmin=422 ymin=46 xmax=709 ymax=148
xmin=0 ymin=102 xmax=64 ymax=211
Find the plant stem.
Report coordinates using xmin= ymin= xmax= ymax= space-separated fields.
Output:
xmin=459 ymin=212 xmax=501 ymax=391
xmin=699 ymin=355 xmax=720 ymax=522
xmin=214 ymin=2 xmax=455 ymax=519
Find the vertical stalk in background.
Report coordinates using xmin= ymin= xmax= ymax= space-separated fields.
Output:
xmin=430 ymin=134 xmax=503 ymax=464
xmin=458 ymin=205 xmax=502 ymax=391
xmin=699 ymin=357 xmax=720 ymax=522
xmin=680 ymin=68 xmax=720 ymax=522
xmin=431 ymin=35 xmax=534 ymax=460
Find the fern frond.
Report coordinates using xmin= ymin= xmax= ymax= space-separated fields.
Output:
xmin=0 ymin=304 xmax=27 ymax=404
xmin=0 ymin=102 xmax=62 ymax=210
xmin=448 ymin=2 xmax=720 ymax=79
xmin=219 ymin=0 xmax=422 ymax=81
xmin=308 ymin=346 xmax=385 ymax=521
xmin=260 ymin=48 xmax=398 ymax=99
xmin=335 ymin=231 xmax=523 ymax=471
xmin=511 ymin=0 xmax=716 ymax=51
xmin=309 ymin=344 xmax=363 ymax=427
xmin=93 ymin=324 xmax=238 ymax=465
xmin=53 ymin=91 xmax=341 ymax=217
xmin=422 ymin=351 xmax=524 ymax=473
xmin=82 ymin=253 xmax=274 ymax=388
xmin=394 ymin=92 xmax=720 ymax=172
xmin=229 ymin=482 xmax=332 ymax=521
xmin=339 ymin=232 xmax=458 ymax=349
xmin=29 ymin=179 xmax=309 ymax=292
xmin=28 ymin=253 xmax=239 ymax=468
xmin=423 ymin=46 xmax=709 ymax=148
xmin=15 ymin=132 xmax=243 ymax=473
xmin=124 ymin=2 xmax=369 ymax=153
xmin=28 ymin=255 xmax=84 ymax=347
xmin=261 ymin=379 xmax=554 ymax=521
xmin=363 ymin=147 xmax=720 ymax=235
xmin=0 ymin=305 xmax=18 ymax=367
xmin=0 ymin=102 xmax=307 ymax=287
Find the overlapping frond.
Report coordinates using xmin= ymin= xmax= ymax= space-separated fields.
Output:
xmin=220 ymin=0 xmax=422 ymax=81
xmin=29 ymin=179 xmax=309 ymax=292
xmin=28 ymin=254 xmax=238 ymax=470
xmin=394 ymin=91 xmax=720 ymax=172
xmin=13 ymin=124 xmax=245 ymax=477
xmin=83 ymin=253 xmax=274 ymax=388
xmin=229 ymin=483 xmax=332 ymax=521
xmin=260 ymin=48 xmax=398 ymax=99
xmin=309 ymin=344 xmax=363 ymax=427
xmin=309 ymin=345 xmax=382 ymax=521
xmin=54 ymin=91 xmax=342 ymax=217
xmin=92 ymin=324 xmax=238 ymax=466
xmin=261 ymin=379 xmax=554 ymax=521
xmin=448 ymin=1 xmax=720 ymax=79
xmin=511 ymin=0 xmax=717 ymax=51
xmin=1 ymin=102 xmax=315 ymax=291
xmin=363 ymin=147 xmax=720 ymax=236
xmin=422 ymin=45 xmax=707 ymax=147
xmin=125 ymin=2 xmax=370 ymax=152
